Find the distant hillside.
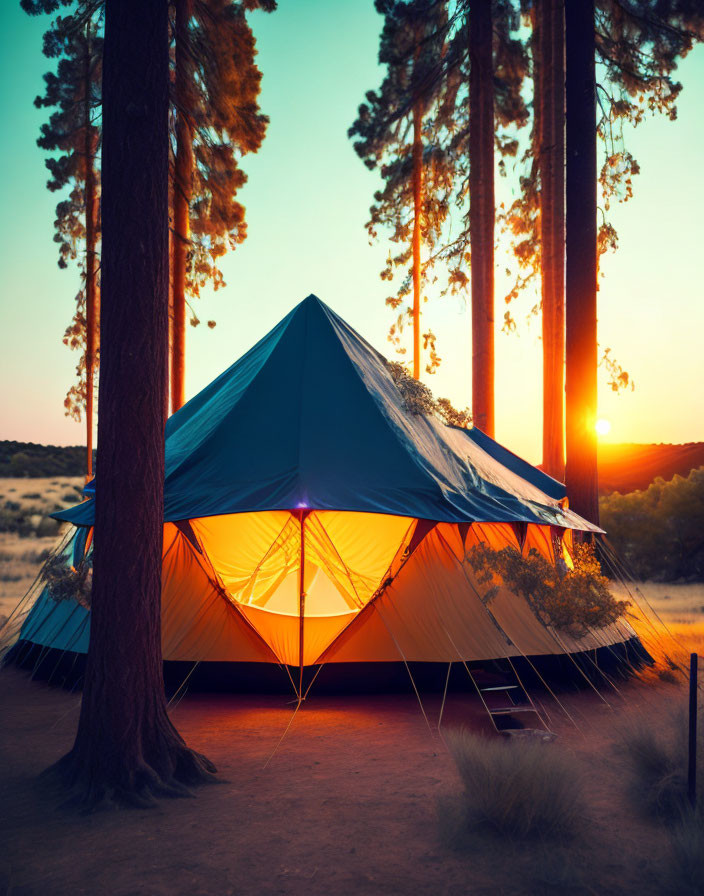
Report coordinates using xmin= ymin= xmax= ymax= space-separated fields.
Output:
xmin=2 ymin=438 xmax=702 ymax=491
xmin=598 ymin=442 xmax=704 ymax=494
xmin=0 ymin=441 xmax=93 ymax=478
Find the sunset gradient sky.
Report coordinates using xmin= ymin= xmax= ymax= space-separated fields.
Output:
xmin=0 ymin=1 xmax=702 ymax=463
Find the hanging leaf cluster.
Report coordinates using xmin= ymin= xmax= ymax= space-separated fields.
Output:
xmin=385 ymin=360 xmax=471 ymax=426
xmin=43 ymin=552 xmax=93 ymax=609
xmin=467 ymin=540 xmax=629 ymax=639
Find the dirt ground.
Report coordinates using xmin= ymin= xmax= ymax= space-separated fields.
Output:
xmin=0 ymin=657 xmax=699 ymax=896
xmin=1 ymin=520 xmax=703 ymax=895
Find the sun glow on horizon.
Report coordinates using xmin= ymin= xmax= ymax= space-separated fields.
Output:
xmin=595 ymin=418 xmax=612 ymax=437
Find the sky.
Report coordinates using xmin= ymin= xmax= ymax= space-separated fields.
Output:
xmin=0 ymin=1 xmax=702 ymax=464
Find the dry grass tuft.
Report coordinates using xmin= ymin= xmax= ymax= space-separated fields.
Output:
xmin=619 ymin=699 xmax=702 ymax=820
xmin=442 ymin=728 xmax=584 ymax=842
xmin=660 ymin=810 xmax=704 ymax=895
xmin=527 ymin=846 xmax=596 ymax=896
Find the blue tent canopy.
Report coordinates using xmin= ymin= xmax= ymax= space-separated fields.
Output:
xmin=54 ymin=294 xmax=596 ymax=531
xmin=464 ymin=427 xmax=566 ymax=502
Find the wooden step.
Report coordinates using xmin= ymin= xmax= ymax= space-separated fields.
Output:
xmin=488 ymin=706 xmax=540 ymax=716
xmin=484 ymin=693 xmax=530 ymax=712
xmin=479 ymin=684 xmax=519 ymax=693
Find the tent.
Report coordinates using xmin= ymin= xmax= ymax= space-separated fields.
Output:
xmin=4 ymin=295 xmax=637 ymax=693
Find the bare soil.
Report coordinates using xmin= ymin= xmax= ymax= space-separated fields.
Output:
xmin=0 ymin=659 xmax=699 ymax=896
xmin=1 ymin=517 xmax=703 ymax=895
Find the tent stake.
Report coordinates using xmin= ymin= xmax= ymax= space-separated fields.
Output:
xmin=689 ymin=652 xmax=698 ymax=809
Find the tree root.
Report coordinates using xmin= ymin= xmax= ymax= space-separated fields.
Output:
xmin=42 ymin=738 xmax=217 ymax=812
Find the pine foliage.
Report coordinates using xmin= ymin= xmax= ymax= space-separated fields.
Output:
xmin=23 ymin=0 xmax=103 ymax=423
xmin=350 ymin=0 xmax=529 ymax=372
xmin=178 ymin=0 xmax=274 ymax=311
xmin=24 ymin=0 xmax=275 ymax=420
xmin=504 ymin=0 xmax=704 ymax=349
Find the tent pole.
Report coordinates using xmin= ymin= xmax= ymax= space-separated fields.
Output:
xmin=298 ymin=509 xmax=309 ymax=701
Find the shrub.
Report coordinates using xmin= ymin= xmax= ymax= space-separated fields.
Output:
xmin=36 ymin=517 xmax=60 ymax=538
xmin=443 ymin=729 xmax=584 ymax=841
xmin=600 ymin=468 xmax=704 ymax=581
xmin=467 ymin=541 xmax=628 ymax=639
xmin=20 ymin=548 xmax=52 ymax=564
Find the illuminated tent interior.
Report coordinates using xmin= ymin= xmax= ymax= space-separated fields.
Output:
xmin=4 ymin=295 xmax=638 ymax=692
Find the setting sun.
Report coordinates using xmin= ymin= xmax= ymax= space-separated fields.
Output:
xmin=595 ymin=418 xmax=612 ymax=436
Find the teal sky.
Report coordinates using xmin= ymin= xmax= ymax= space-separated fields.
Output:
xmin=0 ymin=2 xmax=703 ymax=463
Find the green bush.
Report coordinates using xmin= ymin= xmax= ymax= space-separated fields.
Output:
xmin=442 ymin=729 xmax=584 ymax=841
xmin=600 ymin=467 xmax=704 ymax=581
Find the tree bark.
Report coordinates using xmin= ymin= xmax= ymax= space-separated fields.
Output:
xmin=166 ymin=213 xmax=174 ymax=424
xmin=45 ymin=0 xmax=214 ymax=809
xmin=538 ymin=0 xmax=565 ymax=480
xmin=84 ymin=24 xmax=99 ymax=481
xmin=171 ymin=0 xmax=194 ymax=414
xmin=411 ymin=100 xmax=423 ymax=379
xmin=565 ymin=0 xmax=599 ymax=523
xmin=469 ymin=0 xmax=495 ymax=437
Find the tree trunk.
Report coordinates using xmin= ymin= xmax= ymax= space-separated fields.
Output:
xmin=45 ymin=0 xmax=214 ymax=809
xmin=171 ymin=0 xmax=194 ymax=414
xmin=84 ymin=25 xmax=99 ymax=481
xmin=538 ymin=0 xmax=565 ymax=480
xmin=469 ymin=0 xmax=495 ymax=437
xmin=166 ymin=220 xmax=174 ymax=424
xmin=411 ymin=100 xmax=423 ymax=379
xmin=565 ymin=0 xmax=599 ymax=523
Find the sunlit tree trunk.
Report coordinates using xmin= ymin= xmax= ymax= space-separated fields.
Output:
xmin=45 ymin=0 xmax=214 ymax=808
xmin=83 ymin=24 xmax=99 ymax=480
xmin=538 ymin=0 xmax=565 ymax=480
xmin=411 ymin=100 xmax=423 ymax=379
xmin=171 ymin=0 xmax=194 ymax=414
xmin=565 ymin=0 xmax=598 ymax=523
xmin=469 ymin=0 xmax=495 ymax=437
xmin=166 ymin=219 xmax=174 ymax=424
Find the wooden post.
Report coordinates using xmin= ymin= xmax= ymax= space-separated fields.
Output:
xmin=689 ymin=652 xmax=698 ymax=809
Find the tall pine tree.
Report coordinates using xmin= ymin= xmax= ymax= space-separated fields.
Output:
xmin=26 ymin=0 xmax=275 ymax=428
xmin=564 ymin=0 xmax=598 ymax=524
xmin=46 ymin=0 xmax=215 ymax=807
xmin=169 ymin=0 xmax=275 ymax=412
xmin=468 ymin=0 xmax=495 ymax=436
xmin=350 ymin=0 xmax=453 ymax=378
xmin=23 ymin=1 xmax=103 ymax=478
xmin=505 ymin=0 xmax=704 ymax=482
xmin=352 ymin=0 xmax=529 ymax=419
